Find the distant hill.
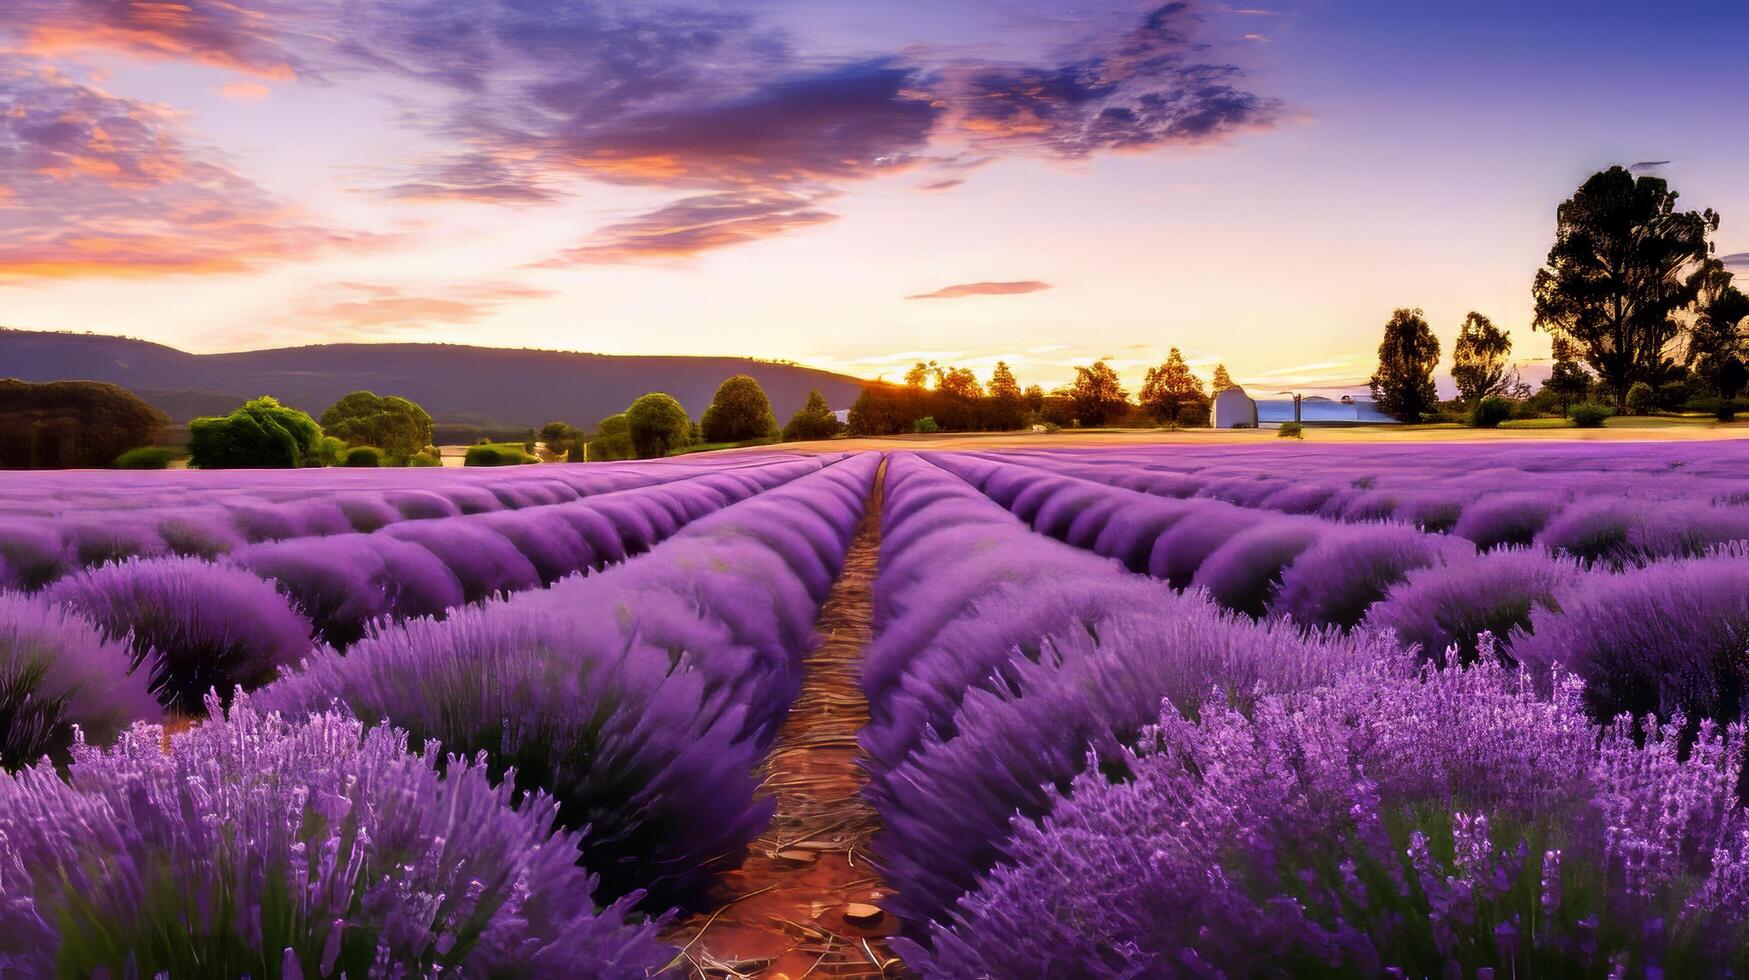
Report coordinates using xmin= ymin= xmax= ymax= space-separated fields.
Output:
xmin=0 ymin=329 xmax=868 ymax=429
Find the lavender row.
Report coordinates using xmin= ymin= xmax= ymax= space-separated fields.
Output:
xmin=939 ymin=452 xmax=1749 ymax=729
xmin=258 ymin=453 xmax=880 ymax=912
xmin=863 ymin=453 xmax=1397 ymax=932
xmin=0 ymin=452 xmax=815 ymax=590
xmin=973 ymin=442 xmax=1749 ymax=565
xmin=3 ymin=455 xmax=836 ymax=754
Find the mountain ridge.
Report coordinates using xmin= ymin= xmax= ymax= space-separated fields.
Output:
xmin=0 ymin=328 xmax=868 ymax=428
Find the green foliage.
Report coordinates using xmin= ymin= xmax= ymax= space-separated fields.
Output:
xmin=1569 ymin=402 xmax=1614 ymax=428
xmin=1278 ymin=421 xmax=1304 ymax=439
xmin=188 ymin=396 xmax=323 ymax=469
xmin=113 ymin=446 xmax=179 ymax=469
xmin=913 ymin=416 xmax=941 ymax=433
xmin=463 ymin=443 xmax=536 ymax=466
xmin=405 ymin=449 xmax=442 ymax=467
xmin=1469 ymin=396 xmax=1515 ymax=428
xmin=342 ymin=446 xmax=384 ymax=467
xmin=319 ymin=391 xmax=433 ymax=458
xmin=626 ymin=393 xmax=692 ymax=458
xmin=782 ymin=389 xmax=843 ymax=442
xmin=1533 ymin=166 xmax=1718 ymax=411
xmin=310 ymin=435 xmax=347 ymax=467
xmin=585 ymin=413 xmax=634 ymax=461
xmin=1710 ymin=398 xmax=1745 ymax=422
xmin=1450 ymin=311 xmax=1512 ymax=404
xmin=0 ymin=379 xmax=169 ymax=469
xmin=1368 ymin=307 xmax=1442 ymax=423
xmin=700 ymin=375 xmax=779 ymax=443
xmin=1623 ymin=381 xmax=1656 ymax=416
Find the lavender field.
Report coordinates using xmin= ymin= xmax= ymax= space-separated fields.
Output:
xmin=5 ymin=442 xmax=1749 ymax=977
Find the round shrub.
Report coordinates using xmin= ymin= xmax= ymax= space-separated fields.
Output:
xmin=1468 ymin=395 xmax=1514 ymax=428
xmin=0 ymin=696 xmax=674 ymax=977
xmin=1509 ymin=553 xmax=1749 ymax=727
xmin=1569 ymin=402 xmax=1613 ymax=427
xmin=0 ymin=594 xmax=158 ymax=770
xmin=914 ymin=416 xmax=941 ymax=433
xmin=700 ymin=374 xmax=779 ymax=443
xmin=318 ymin=390 xmax=434 ymax=457
xmin=1363 ymin=547 xmax=1585 ymax=664
xmin=1625 ymin=380 xmax=1655 ymax=415
xmin=187 ymin=396 xmax=322 ymax=469
xmin=112 ymin=445 xmax=178 ymax=469
xmin=45 ymin=557 xmax=315 ymax=715
xmin=258 ymin=607 xmax=768 ymax=911
xmin=341 ymin=444 xmax=383 ymax=467
xmin=1277 ymin=421 xmax=1304 ymax=439
xmin=1451 ymin=491 xmax=1565 ymax=550
xmin=626 ymin=393 xmax=692 ymax=458
xmin=1191 ymin=517 xmax=1325 ymax=617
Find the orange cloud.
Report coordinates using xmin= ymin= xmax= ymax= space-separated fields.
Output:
xmin=218 ymin=82 xmax=273 ymax=102
xmin=906 ymin=280 xmax=1054 ymax=300
xmin=17 ymin=6 xmax=299 ymax=79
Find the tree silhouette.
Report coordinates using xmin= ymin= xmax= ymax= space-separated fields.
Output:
xmin=1543 ymin=337 xmax=1593 ymax=413
xmin=1532 ymin=166 xmax=1718 ymax=412
xmin=986 ymin=361 xmax=1026 ymax=430
xmin=1686 ymin=258 xmax=1749 ymax=401
xmin=1139 ymin=348 xmax=1209 ymax=425
xmin=1069 ymin=360 xmax=1129 ymax=426
xmin=1368 ymin=308 xmax=1441 ymax=423
xmin=1450 ymin=312 xmax=1512 ymax=405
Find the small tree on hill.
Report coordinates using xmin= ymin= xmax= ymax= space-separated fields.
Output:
xmin=1368 ymin=308 xmax=1441 ymax=423
xmin=189 ymin=396 xmax=323 ymax=468
xmin=626 ymin=394 xmax=691 ymax=458
xmin=783 ymin=389 xmax=843 ymax=441
xmin=700 ymin=375 xmax=778 ymax=443
xmin=1139 ymin=348 xmax=1209 ymax=425
xmin=1450 ymin=312 xmax=1512 ymax=406
xmin=1532 ymin=166 xmax=1718 ymax=412
xmin=319 ymin=390 xmax=434 ymax=457
xmin=1068 ymin=360 xmax=1129 ymax=426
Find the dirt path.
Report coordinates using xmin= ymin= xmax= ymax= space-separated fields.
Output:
xmin=667 ymin=461 xmax=901 ymax=979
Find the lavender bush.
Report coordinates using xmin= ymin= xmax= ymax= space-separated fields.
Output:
xmin=1271 ymin=522 xmax=1472 ymax=629
xmin=258 ymin=605 xmax=768 ymax=909
xmin=906 ymin=659 xmax=1749 ymax=978
xmin=1364 ymin=547 xmax=1586 ymax=664
xmin=0 ymin=695 xmax=674 ymax=977
xmin=0 ymin=593 xmax=158 ymax=770
xmin=45 ymin=557 xmax=314 ymax=714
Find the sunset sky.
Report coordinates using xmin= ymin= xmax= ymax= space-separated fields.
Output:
xmin=3 ymin=0 xmax=1747 ymax=393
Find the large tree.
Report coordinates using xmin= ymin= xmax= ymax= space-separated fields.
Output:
xmin=319 ymin=390 xmax=433 ymax=457
xmin=1368 ymin=308 xmax=1441 ymax=423
xmin=1686 ymin=258 xmax=1749 ymax=401
xmin=1542 ymin=337 xmax=1593 ymax=413
xmin=1068 ymin=360 xmax=1129 ymax=426
xmin=1532 ymin=166 xmax=1719 ymax=411
xmin=699 ymin=375 xmax=778 ymax=443
xmin=1138 ymin=348 xmax=1209 ymax=425
xmin=189 ymin=396 xmax=323 ymax=469
xmin=626 ymin=393 xmax=691 ymax=458
xmin=1449 ymin=312 xmax=1513 ymax=405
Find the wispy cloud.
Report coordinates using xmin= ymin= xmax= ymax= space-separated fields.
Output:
xmin=537 ymin=190 xmax=839 ymax=265
xmin=906 ymin=280 xmax=1053 ymax=300
xmin=0 ymin=61 xmax=374 ymax=280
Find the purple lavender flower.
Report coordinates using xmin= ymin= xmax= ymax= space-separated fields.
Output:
xmin=0 ymin=593 xmax=159 ymax=770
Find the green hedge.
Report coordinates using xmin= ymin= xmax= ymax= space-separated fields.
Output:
xmin=464 ymin=443 xmax=537 ymax=466
xmin=113 ymin=446 xmax=180 ymax=469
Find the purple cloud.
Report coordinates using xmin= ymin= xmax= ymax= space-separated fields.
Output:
xmin=537 ymin=190 xmax=838 ymax=265
xmin=906 ymin=280 xmax=1054 ymax=300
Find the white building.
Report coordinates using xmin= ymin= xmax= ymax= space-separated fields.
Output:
xmin=1212 ymin=386 xmax=1258 ymax=428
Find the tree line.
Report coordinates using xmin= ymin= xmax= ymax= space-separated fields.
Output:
xmin=1372 ymin=165 xmax=1749 ymax=425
